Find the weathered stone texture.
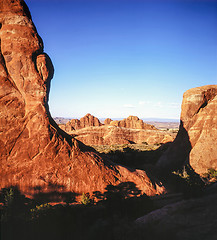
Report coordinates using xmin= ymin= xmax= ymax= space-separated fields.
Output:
xmin=110 ymin=116 xmax=157 ymax=130
xmin=0 ymin=0 xmax=164 ymax=197
xmin=67 ymin=125 xmax=175 ymax=146
xmin=157 ymin=85 xmax=217 ymax=175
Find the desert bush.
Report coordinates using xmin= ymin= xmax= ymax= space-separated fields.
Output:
xmin=172 ymin=164 xmax=205 ymax=198
xmin=30 ymin=203 xmax=51 ymax=219
xmin=203 ymin=168 xmax=217 ymax=181
xmin=81 ymin=192 xmax=93 ymax=206
xmin=0 ymin=187 xmax=27 ymax=222
xmin=3 ymin=188 xmax=14 ymax=207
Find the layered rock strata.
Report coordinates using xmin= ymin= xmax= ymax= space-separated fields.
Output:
xmin=67 ymin=126 xmax=175 ymax=146
xmin=65 ymin=113 xmax=102 ymax=131
xmin=157 ymin=85 xmax=217 ymax=175
xmin=0 ymin=0 xmax=164 ymax=196
xmin=110 ymin=116 xmax=157 ymax=130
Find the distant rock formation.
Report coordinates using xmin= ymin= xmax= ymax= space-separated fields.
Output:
xmin=60 ymin=115 xmax=173 ymax=146
xmin=63 ymin=115 xmax=156 ymax=131
xmin=67 ymin=126 xmax=175 ymax=146
xmin=0 ymin=0 xmax=164 ymax=197
xmin=104 ymin=118 xmax=113 ymax=125
xmin=110 ymin=116 xmax=157 ymax=130
xmin=157 ymin=85 xmax=217 ymax=175
xmin=65 ymin=113 xmax=102 ymax=131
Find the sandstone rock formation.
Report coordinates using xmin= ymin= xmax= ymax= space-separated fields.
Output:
xmin=104 ymin=118 xmax=113 ymax=125
xmin=65 ymin=113 xmax=102 ymax=131
xmin=157 ymin=85 xmax=217 ymax=175
xmin=110 ymin=116 xmax=157 ymax=130
xmin=0 ymin=0 xmax=164 ymax=197
xmin=60 ymin=115 xmax=167 ymax=146
xmin=67 ymin=125 xmax=175 ymax=146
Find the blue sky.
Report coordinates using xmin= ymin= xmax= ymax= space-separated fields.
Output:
xmin=25 ymin=0 xmax=217 ymax=119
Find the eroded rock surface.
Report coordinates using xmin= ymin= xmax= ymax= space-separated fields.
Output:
xmin=157 ymin=85 xmax=217 ymax=175
xmin=104 ymin=118 xmax=113 ymax=125
xmin=110 ymin=116 xmax=157 ymax=130
xmin=67 ymin=125 xmax=175 ymax=146
xmin=0 ymin=0 xmax=164 ymax=197
xmin=60 ymin=115 xmax=172 ymax=146
xmin=136 ymin=193 xmax=217 ymax=240
xmin=65 ymin=113 xmax=102 ymax=131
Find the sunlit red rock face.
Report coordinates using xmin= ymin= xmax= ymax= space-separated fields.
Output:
xmin=104 ymin=118 xmax=113 ymax=125
xmin=65 ymin=113 xmax=102 ymax=131
xmin=157 ymin=85 xmax=217 ymax=175
xmin=0 ymin=0 xmax=164 ymax=197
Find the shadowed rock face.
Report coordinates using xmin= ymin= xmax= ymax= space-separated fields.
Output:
xmin=157 ymin=85 xmax=217 ymax=175
xmin=0 ymin=0 xmax=165 ymax=196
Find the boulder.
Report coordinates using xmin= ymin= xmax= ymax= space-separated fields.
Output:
xmin=136 ymin=193 xmax=217 ymax=239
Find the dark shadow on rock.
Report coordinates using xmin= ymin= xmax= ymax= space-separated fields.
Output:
xmin=27 ymin=183 xmax=78 ymax=204
xmin=0 ymin=183 xmax=155 ymax=240
xmin=92 ymin=182 xmax=154 ymax=220
xmin=98 ymin=142 xmax=173 ymax=170
xmin=156 ymin=120 xmax=192 ymax=173
xmin=33 ymin=191 xmax=78 ymax=204
xmin=154 ymin=121 xmax=207 ymax=198
xmin=93 ymin=142 xmax=173 ymax=192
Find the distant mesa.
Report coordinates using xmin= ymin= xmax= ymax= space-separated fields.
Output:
xmin=0 ymin=0 xmax=164 ymax=197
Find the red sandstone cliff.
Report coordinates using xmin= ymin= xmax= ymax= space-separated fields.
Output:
xmin=157 ymin=85 xmax=217 ymax=175
xmin=0 ymin=0 xmax=164 ymax=197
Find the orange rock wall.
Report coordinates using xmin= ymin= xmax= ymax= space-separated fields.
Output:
xmin=157 ymin=85 xmax=217 ymax=175
xmin=0 ymin=0 xmax=164 ymax=197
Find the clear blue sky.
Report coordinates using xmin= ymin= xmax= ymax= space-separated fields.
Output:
xmin=25 ymin=0 xmax=217 ymax=120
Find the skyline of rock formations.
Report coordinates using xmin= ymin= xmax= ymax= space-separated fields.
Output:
xmin=62 ymin=113 xmax=157 ymax=131
xmin=59 ymin=114 xmax=175 ymax=146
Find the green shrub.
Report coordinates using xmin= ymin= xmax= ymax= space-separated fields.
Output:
xmin=172 ymin=164 xmax=205 ymax=197
xmin=4 ymin=188 xmax=14 ymax=207
xmin=81 ymin=193 xmax=93 ymax=206
xmin=203 ymin=168 xmax=217 ymax=181
xmin=30 ymin=203 xmax=51 ymax=219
